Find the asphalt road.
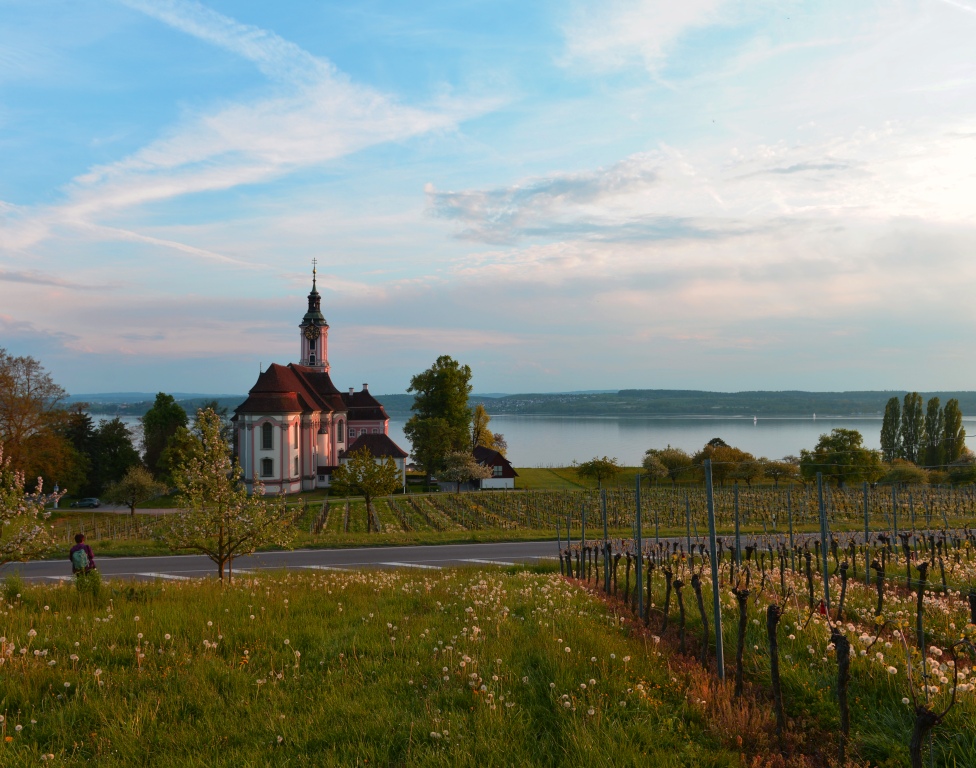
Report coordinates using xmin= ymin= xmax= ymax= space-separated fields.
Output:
xmin=1 ymin=540 xmax=563 ymax=582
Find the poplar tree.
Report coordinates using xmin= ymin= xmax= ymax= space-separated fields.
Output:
xmin=880 ymin=396 xmax=902 ymax=462
xmin=900 ymin=392 xmax=924 ymax=464
xmin=922 ymin=397 xmax=944 ymax=468
xmin=942 ymin=399 xmax=966 ymax=466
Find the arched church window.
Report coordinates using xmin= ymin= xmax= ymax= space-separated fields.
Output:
xmin=261 ymin=458 xmax=273 ymax=477
xmin=337 ymin=420 xmax=344 ymax=442
xmin=261 ymin=422 xmax=273 ymax=451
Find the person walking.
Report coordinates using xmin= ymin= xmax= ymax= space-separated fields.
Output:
xmin=69 ymin=533 xmax=96 ymax=575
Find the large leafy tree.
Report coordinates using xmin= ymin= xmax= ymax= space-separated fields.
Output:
xmin=330 ymin=446 xmax=402 ymax=532
xmin=0 ymin=445 xmax=62 ymax=566
xmin=0 ymin=349 xmax=78 ymax=491
xmin=103 ymin=465 xmax=167 ymax=516
xmin=405 ymin=355 xmax=472 ymax=450
xmin=900 ymin=392 xmax=924 ymax=465
xmin=574 ymin=456 xmax=621 ymax=489
xmin=691 ymin=440 xmax=754 ymax=487
xmin=880 ymin=396 xmax=902 ymax=463
xmin=922 ymin=397 xmax=944 ymax=469
xmin=158 ymin=409 xmax=294 ymax=582
xmin=763 ymin=459 xmax=800 ymax=487
xmin=142 ymin=393 xmax=188 ymax=477
xmin=641 ymin=454 xmax=668 ymax=485
xmin=644 ymin=446 xmax=693 ymax=487
xmin=404 ymin=416 xmax=452 ymax=488
xmin=799 ymin=428 xmax=884 ymax=487
xmin=942 ymin=399 xmax=966 ymax=466
xmin=92 ymin=417 xmax=142 ymax=493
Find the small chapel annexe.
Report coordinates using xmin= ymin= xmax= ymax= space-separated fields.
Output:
xmin=233 ymin=268 xmax=408 ymax=494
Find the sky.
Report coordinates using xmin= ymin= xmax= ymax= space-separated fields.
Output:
xmin=1 ymin=0 xmax=976 ymax=397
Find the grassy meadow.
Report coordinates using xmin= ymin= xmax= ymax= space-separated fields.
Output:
xmin=2 ymin=565 xmax=746 ymax=767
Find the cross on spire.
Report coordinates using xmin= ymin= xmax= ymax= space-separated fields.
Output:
xmin=311 ymin=258 xmax=317 ymax=289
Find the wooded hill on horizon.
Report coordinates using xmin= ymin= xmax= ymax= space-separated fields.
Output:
xmin=74 ymin=389 xmax=976 ymax=419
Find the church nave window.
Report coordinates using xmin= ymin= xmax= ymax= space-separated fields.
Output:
xmin=261 ymin=422 xmax=273 ymax=451
xmin=261 ymin=458 xmax=274 ymax=477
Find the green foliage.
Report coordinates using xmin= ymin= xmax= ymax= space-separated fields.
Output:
xmin=574 ymin=456 xmax=621 ymax=488
xmin=762 ymin=459 xmax=799 ymax=487
xmin=103 ymin=465 xmax=167 ymax=515
xmin=900 ymin=392 xmax=924 ymax=465
xmin=799 ymin=428 xmax=885 ymax=487
xmin=157 ymin=425 xmax=202 ymax=485
xmin=92 ymin=417 xmax=142 ymax=492
xmin=159 ymin=409 xmax=295 ymax=581
xmin=641 ymin=453 xmax=668 ymax=484
xmin=330 ymin=447 xmax=402 ymax=531
xmin=406 ymin=355 xmax=473 ymax=451
xmin=691 ymin=441 xmax=755 ymax=487
xmin=879 ymin=458 xmax=929 ymax=486
xmin=880 ymin=396 xmax=902 ymax=462
xmin=644 ymin=446 xmax=693 ymax=487
xmin=942 ymin=398 xmax=966 ymax=466
xmin=141 ymin=392 xmax=189 ymax=477
xmin=74 ymin=567 xmax=103 ymax=601
xmin=923 ymin=396 xmax=945 ymax=469
xmin=403 ymin=416 xmax=452 ymax=482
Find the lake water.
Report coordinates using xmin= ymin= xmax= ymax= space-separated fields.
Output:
xmin=391 ymin=415 xmax=976 ymax=467
xmin=97 ymin=413 xmax=976 ymax=469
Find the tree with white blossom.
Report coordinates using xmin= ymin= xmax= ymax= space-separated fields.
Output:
xmin=0 ymin=445 xmax=63 ymax=566
xmin=159 ymin=409 xmax=295 ymax=583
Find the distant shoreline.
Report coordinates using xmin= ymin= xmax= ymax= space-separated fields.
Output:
xmin=75 ymin=389 xmax=976 ymax=421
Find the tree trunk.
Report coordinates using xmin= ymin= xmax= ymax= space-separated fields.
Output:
xmin=909 ymin=707 xmax=940 ymax=768
xmin=831 ymin=627 xmax=851 ymax=764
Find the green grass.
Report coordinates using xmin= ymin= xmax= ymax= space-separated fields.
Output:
xmin=0 ymin=567 xmax=740 ymax=767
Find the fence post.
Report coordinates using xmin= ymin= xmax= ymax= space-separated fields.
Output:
xmin=685 ymin=493 xmax=692 ymax=565
xmin=817 ymin=472 xmax=831 ymax=611
xmin=734 ymin=482 xmax=742 ymax=567
xmin=581 ymin=502 xmax=586 ymax=557
xmin=635 ymin=474 xmax=643 ymax=620
xmin=705 ymin=459 xmax=725 ymax=680
xmin=863 ymin=482 xmax=870 ymax=586
xmin=788 ymin=488 xmax=796 ymax=572
xmin=601 ymin=488 xmax=610 ymax=593
xmin=892 ymin=485 xmax=899 ymax=565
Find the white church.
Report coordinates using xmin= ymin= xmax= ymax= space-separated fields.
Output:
xmin=233 ymin=268 xmax=408 ymax=494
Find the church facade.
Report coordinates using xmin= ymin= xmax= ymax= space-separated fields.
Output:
xmin=233 ymin=269 xmax=408 ymax=494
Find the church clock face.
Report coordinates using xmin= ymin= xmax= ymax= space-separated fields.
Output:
xmin=303 ymin=325 xmax=321 ymax=341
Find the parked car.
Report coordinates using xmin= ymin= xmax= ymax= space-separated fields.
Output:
xmin=70 ymin=498 xmax=101 ymax=508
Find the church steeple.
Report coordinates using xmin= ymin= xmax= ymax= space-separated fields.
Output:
xmin=299 ymin=260 xmax=329 ymax=371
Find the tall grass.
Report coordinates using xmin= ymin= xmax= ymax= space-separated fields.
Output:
xmin=1 ymin=566 xmax=743 ymax=767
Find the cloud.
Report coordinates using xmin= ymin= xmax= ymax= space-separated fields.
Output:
xmin=0 ymin=269 xmax=113 ymax=291
xmin=562 ymin=0 xmax=739 ymax=73
xmin=429 ymin=122 xmax=976 ymax=248
xmin=4 ymin=0 xmax=470 ymax=264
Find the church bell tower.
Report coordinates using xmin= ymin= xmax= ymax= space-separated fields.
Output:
xmin=299 ymin=261 xmax=329 ymax=371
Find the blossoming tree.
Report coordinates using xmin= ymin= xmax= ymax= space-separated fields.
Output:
xmin=159 ymin=409 xmax=294 ymax=582
xmin=0 ymin=445 xmax=62 ymax=566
